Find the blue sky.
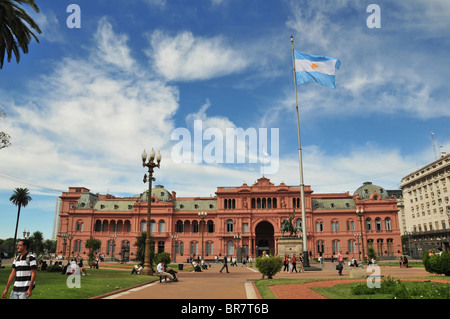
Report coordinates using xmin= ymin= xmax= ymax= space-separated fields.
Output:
xmin=1 ymin=0 xmax=449 ymax=240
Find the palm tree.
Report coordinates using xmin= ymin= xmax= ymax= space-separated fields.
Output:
xmin=9 ymin=187 xmax=32 ymax=251
xmin=0 ymin=0 xmax=42 ymax=69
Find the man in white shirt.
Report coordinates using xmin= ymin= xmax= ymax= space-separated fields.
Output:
xmin=156 ymin=261 xmax=175 ymax=282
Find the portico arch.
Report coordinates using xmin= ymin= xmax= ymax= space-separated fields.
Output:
xmin=255 ymin=221 xmax=275 ymax=256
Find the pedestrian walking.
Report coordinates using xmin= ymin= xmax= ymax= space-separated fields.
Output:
xmin=220 ymin=255 xmax=229 ymax=273
xmin=292 ymin=254 xmax=298 ymax=273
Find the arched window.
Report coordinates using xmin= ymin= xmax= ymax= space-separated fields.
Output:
xmin=207 ymin=220 xmax=214 ymax=233
xmin=192 ymin=220 xmax=199 ymax=233
xmin=176 ymin=220 xmax=183 ymax=233
xmin=346 ymin=220 xmax=355 ymax=231
xmin=140 ymin=220 xmax=146 ymax=233
xmin=315 ymin=221 xmax=324 ymax=232
xmin=150 ymin=220 xmax=156 ymax=233
xmin=385 ymin=218 xmax=392 ymax=231
xmin=316 ymin=240 xmax=324 ymax=254
xmin=226 ymin=219 xmax=234 ymax=233
xmin=375 ymin=218 xmax=382 ymax=231
xmin=76 ymin=221 xmax=84 ymax=232
xmin=159 ymin=220 xmax=165 ymax=233
xmin=190 ymin=241 xmax=198 ymax=255
xmin=331 ymin=220 xmax=339 ymax=232
xmin=95 ymin=220 xmax=102 ymax=232
xmin=365 ymin=218 xmax=372 ymax=231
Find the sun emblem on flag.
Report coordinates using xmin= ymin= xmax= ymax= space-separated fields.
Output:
xmin=311 ymin=63 xmax=319 ymax=69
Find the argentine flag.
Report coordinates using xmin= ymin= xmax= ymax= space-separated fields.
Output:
xmin=294 ymin=50 xmax=341 ymax=89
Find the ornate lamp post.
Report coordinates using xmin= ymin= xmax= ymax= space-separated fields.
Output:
xmin=198 ymin=211 xmax=207 ymax=259
xmin=141 ymin=148 xmax=161 ymax=276
xmin=354 ymin=233 xmax=362 ymax=261
xmin=23 ymin=230 xmax=30 ymax=239
xmin=356 ymin=209 xmax=366 ymax=263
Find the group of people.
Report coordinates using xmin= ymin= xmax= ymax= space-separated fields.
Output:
xmin=156 ymin=260 xmax=178 ymax=282
xmin=282 ymin=253 xmax=305 ymax=273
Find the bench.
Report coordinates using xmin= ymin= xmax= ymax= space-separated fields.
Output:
xmin=157 ymin=272 xmax=169 ymax=283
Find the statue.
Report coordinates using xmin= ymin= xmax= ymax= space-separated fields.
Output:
xmin=280 ymin=207 xmax=301 ymax=237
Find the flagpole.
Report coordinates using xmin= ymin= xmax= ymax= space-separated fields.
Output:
xmin=291 ymin=34 xmax=309 ymax=267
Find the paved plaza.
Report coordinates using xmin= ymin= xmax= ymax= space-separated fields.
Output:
xmin=97 ymin=260 xmax=435 ymax=300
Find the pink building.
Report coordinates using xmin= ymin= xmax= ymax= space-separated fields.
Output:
xmin=56 ymin=178 xmax=402 ymax=262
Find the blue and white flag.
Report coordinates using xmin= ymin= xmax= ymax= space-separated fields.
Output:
xmin=294 ymin=50 xmax=341 ymax=89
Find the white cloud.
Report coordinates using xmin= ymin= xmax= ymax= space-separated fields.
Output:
xmin=94 ymin=18 xmax=136 ymax=71
xmin=147 ymin=30 xmax=249 ymax=81
xmin=0 ymin=18 xmax=179 ymax=194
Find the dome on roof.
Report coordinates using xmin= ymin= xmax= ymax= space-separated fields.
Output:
xmin=353 ymin=182 xmax=389 ymax=200
xmin=140 ymin=185 xmax=172 ymax=202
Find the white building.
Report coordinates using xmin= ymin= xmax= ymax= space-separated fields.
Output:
xmin=400 ymin=152 xmax=450 ymax=258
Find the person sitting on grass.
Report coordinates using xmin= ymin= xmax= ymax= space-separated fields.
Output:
xmin=131 ymin=264 xmax=143 ymax=274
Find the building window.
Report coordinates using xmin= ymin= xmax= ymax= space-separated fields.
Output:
xmin=348 ymin=240 xmax=356 ymax=253
xmin=332 ymin=240 xmax=340 ymax=254
xmin=315 ymin=221 xmax=324 ymax=232
xmin=331 ymin=221 xmax=339 ymax=232
xmin=193 ymin=221 xmax=199 ymax=233
xmin=76 ymin=221 xmax=84 ymax=232
xmin=207 ymin=220 xmax=214 ymax=233
xmin=159 ymin=220 xmax=165 ymax=233
xmin=385 ymin=218 xmax=392 ymax=231
xmin=365 ymin=218 xmax=372 ymax=231
xmin=158 ymin=241 xmax=165 ymax=254
xmin=226 ymin=219 xmax=234 ymax=233
xmin=375 ymin=218 xmax=382 ymax=231
xmin=190 ymin=241 xmax=198 ymax=255
xmin=176 ymin=220 xmax=183 ymax=233
xmin=243 ymin=223 xmax=249 ymax=233
xmin=316 ymin=241 xmax=324 ymax=254
xmin=346 ymin=220 xmax=355 ymax=231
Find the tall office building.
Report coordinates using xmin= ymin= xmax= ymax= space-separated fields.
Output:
xmin=400 ymin=152 xmax=450 ymax=257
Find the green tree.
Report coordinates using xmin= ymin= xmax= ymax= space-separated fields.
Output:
xmin=0 ymin=0 xmax=42 ymax=69
xmin=9 ymin=187 xmax=32 ymax=251
xmin=134 ymin=232 xmax=154 ymax=265
xmin=29 ymin=230 xmax=44 ymax=260
xmin=367 ymin=245 xmax=377 ymax=260
xmin=85 ymin=237 xmax=101 ymax=265
xmin=154 ymin=252 xmax=171 ymax=265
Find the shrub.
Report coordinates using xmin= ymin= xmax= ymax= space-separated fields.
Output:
xmin=46 ymin=264 xmax=63 ymax=272
xmin=255 ymin=256 xmax=283 ymax=279
xmin=422 ymin=250 xmax=450 ymax=276
xmin=154 ymin=252 xmax=171 ymax=265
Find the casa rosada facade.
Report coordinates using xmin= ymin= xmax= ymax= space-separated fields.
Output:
xmin=56 ymin=177 xmax=402 ymax=262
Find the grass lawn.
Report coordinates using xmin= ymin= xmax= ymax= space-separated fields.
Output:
xmin=254 ymin=275 xmax=449 ymax=299
xmin=312 ymin=279 xmax=450 ymax=299
xmin=0 ymin=265 xmax=157 ymax=299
